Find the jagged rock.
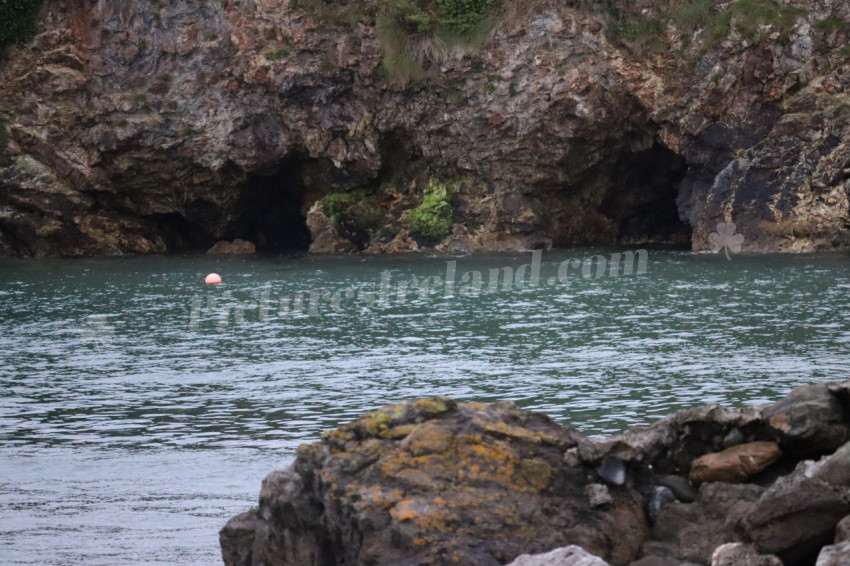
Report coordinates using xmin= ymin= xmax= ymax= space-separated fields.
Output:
xmin=689 ymin=441 xmax=782 ymax=486
xmin=506 ymin=545 xmax=611 ymax=566
xmin=2 ymin=2 xmax=850 ymax=257
xmin=206 ymin=239 xmax=256 ymax=255
xmin=578 ymin=404 xmax=767 ymax=474
xmin=709 ymin=543 xmax=782 ymax=566
xmin=741 ymin=458 xmax=850 ymax=564
xmin=763 ymin=383 xmax=850 ymax=454
xmin=306 ymin=204 xmax=356 ymax=254
xmin=816 ymin=541 xmax=850 ymax=566
xmin=220 ymin=398 xmax=648 ymax=566
xmin=640 ymin=482 xmax=764 ymax=564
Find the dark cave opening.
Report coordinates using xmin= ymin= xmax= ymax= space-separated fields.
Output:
xmin=599 ymin=142 xmax=692 ymax=247
xmin=231 ymin=163 xmax=312 ymax=252
xmin=149 ymin=212 xmax=216 ymax=252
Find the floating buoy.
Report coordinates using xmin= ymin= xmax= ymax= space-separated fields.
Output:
xmin=205 ymin=273 xmax=222 ymax=284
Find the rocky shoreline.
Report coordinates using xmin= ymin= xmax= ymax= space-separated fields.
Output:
xmin=221 ymin=381 xmax=850 ymax=565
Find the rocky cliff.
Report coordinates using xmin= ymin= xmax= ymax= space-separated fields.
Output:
xmin=220 ymin=382 xmax=850 ymax=566
xmin=0 ymin=0 xmax=848 ymax=256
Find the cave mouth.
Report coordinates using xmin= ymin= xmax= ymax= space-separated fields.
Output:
xmin=599 ymin=143 xmax=692 ymax=247
xmin=231 ymin=162 xmax=312 ymax=253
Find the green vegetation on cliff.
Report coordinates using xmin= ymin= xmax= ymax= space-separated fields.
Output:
xmin=409 ymin=180 xmax=454 ymax=242
xmin=0 ymin=0 xmax=43 ymax=56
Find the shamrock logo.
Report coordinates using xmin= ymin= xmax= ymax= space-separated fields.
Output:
xmin=708 ymin=222 xmax=744 ymax=260
xmin=78 ymin=315 xmax=115 ymax=349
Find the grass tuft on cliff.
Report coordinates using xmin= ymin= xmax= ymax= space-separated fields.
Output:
xmin=0 ymin=0 xmax=44 ymax=56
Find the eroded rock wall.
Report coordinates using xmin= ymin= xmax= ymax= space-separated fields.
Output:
xmin=0 ymin=0 xmax=848 ymax=256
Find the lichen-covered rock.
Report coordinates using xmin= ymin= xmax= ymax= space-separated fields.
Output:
xmin=220 ymin=398 xmax=648 ymax=566
xmin=222 ymin=381 xmax=850 ymax=566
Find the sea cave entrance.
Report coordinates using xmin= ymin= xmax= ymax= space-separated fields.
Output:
xmin=231 ymin=161 xmax=312 ymax=252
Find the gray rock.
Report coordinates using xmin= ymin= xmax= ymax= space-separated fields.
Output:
xmin=507 ymin=545 xmax=611 ymax=566
xmin=710 ymin=542 xmax=782 ymax=566
xmin=815 ymin=440 xmax=850 ymax=487
xmin=741 ymin=458 xmax=850 ymax=564
xmin=816 ymin=541 xmax=850 ymax=566
xmin=585 ymin=483 xmax=614 ymax=507
xmin=656 ymin=474 xmax=697 ymax=503
xmin=581 ymin=404 xmax=766 ymax=474
xmin=641 ymin=482 xmax=764 ymax=564
xmin=646 ymin=486 xmax=676 ymax=524
xmin=596 ymin=456 xmax=627 ymax=485
xmin=763 ymin=383 xmax=850 ymax=454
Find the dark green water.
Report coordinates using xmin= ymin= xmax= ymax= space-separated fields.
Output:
xmin=1 ymin=249 xmax=849 ymax=564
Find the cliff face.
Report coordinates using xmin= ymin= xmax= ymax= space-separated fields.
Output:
xmin=0 ymin=0 xmax=848 ymax=256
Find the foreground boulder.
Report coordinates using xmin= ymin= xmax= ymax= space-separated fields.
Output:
xmin=222 ymin=398 xmax=648 ymax=565
xmin=222 ymin=380 xmax=850 ymax=565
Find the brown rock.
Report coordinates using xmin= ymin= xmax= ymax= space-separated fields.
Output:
xmin=689 ymin=441 xmax=782 ymax=486
xmin=709 ymin=543 xmax=781 ymax=566
xmin=206 ymin=239 xmax=256 ymax=255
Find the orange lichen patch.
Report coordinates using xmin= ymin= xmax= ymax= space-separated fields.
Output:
xmin=356 ymin=409 xmax=393 ymax=437
xmin=414 ymin=537 xmax=427 ymax=546
xmin=354 ymin=484 xmax=404 ymax=508
xmin=379 ymin=445 xmax=457 ymax=479
xmin=391 ymin=498 xmax=421 ymax=521
xmin=401 ymin=422 xmax=455 ymax=456
xmin=395 ymin=468 xmax=439 ymax=489
xmin=513 ymin=458 xmax=553 ymax=492
xmin=389 ymin=496 xmax=460 ymax=531
xmin=295 ymin=441 xmax=321 ymax=460
xmin=458 ymin=441 xmax=517 ymax=484
xmin=460 ymin=402 xmax=488 ymax=409
xmin=474 ymin=418 xmax=563 ymax=446
xmin=380 ymin=423 xmax=416 ymax=439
